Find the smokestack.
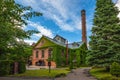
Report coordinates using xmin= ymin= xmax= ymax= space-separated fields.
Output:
xmin=81 ymin=9 xmax=87 ymax=44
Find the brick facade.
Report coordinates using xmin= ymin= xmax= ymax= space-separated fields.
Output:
xmin=31 ymin=10 xmax=87 ymax=68
xmin=32 ymin=39 xmax=56 ymax=68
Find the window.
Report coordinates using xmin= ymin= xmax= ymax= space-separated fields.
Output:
xmin=36 ymin=51 xmax=39 ymax=58
xmin=57 ymin=37 xmax=60 ymax=40
xmin=61 ymin=49 xmax=64 ymax=56
xmin=48 ymin=48 xmax=53 ymax=58
xmin=41 ymin=50 xmax=44 ymax=58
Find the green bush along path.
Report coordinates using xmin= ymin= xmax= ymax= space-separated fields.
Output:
xmin=0 ymin=67 xmax=97 ymax=80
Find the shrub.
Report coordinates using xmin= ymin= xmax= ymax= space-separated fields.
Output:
xmin=18 ymin=61 xmax=26 ymax=73
xmin=110 ymin=62 xmax=120 ymax=77
xmin=0 ymin=60 xmax=13 ymax=76
xmin=69 ymin=62 xmax=73 ymax=70
xmin=0 ymin=60 xmax=26 ymax=76
xmin=100 ymin=76 xmax=118 ymax=80
xmin=9 ymin=62 xmax=14 ymax=74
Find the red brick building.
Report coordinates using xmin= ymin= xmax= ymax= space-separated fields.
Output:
xmin=31 ymin=10 xmax=87 ymax=68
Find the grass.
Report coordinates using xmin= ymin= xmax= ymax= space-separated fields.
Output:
xmin=90 ymin=67 xmax=120 ymax=80
xmin=11 ymin=68 xmax=70 ymax=78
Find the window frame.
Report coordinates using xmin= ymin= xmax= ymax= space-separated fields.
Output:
xmin=41 ymin=50 xmax=44 ymax=58
xmin=36 ymin=50 xmax=39 ymax=58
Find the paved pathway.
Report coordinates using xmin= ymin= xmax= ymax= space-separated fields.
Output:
xmin=55 ymin=67 xmax=97 ymax=80
xmin=0 ymin=67 xmax=97 ymax=80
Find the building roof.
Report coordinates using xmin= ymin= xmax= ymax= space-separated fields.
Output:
xmin=54 ymin=35 xmax=67 ymax=41
xmin=53 ymin=35 xmax=67 ymax=44
xmin=68 ymin=42 xmax=83 ymax=49
xmin=43 ymin=35 xmax=66 ymax=47
xmin=43 ymin=35 xmax=83 ymax=49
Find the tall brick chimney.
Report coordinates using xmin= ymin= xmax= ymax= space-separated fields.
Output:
xmin=81 ymin=9 xmax=87 ymax=44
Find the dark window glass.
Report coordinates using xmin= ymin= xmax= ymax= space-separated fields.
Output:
xmin=61 ymin=49 xmax=64 ymax=56
xmin=48 ymin=49 xmax=53 ymax=58
xmin=36 ymin=51 xmax=39 ymax=58
xmin=41 ymin=50 xmax=44 ymax=58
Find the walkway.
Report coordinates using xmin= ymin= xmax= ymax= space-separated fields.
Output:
xmin=0 ymin=67 xmax=97 ymax=80
xmin=55 ymin=67 xmax=97 ymax=80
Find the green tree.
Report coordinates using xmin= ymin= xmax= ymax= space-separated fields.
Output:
xmin=0 ymin=0 xmax=42 ymax=58
xmin=110 ymin=62 xmax=120 ymax=77
xmin=23 ymin=45 xmax=33 ymax=62
xmin=86 ymin=0 xmax=120 ymax=70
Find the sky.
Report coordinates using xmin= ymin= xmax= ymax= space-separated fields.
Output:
xmin=15 ymin=0 xmax=120 ymax=45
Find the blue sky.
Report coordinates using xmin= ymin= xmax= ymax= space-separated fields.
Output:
xmin=15 ymin=0 xmax=120 ymax=44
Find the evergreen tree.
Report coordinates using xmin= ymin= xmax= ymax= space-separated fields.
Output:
xmin=87 ymin=0 xmax=120 ymax=69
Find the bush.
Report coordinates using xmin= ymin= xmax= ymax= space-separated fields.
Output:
xmin=110 ymin=62 xmax=120 ymax=77
xmin=90 ymin=68 xmax=120 ymax=80
xmin=0 ymin=60 xmax=26 ymax=76
xmin=18 ymin=61 xmax=26 ymax=73
xmin=69 ymin=62 xmax=73 ymax=70
xmin=0 ymin=60 xmax=13 ymax=76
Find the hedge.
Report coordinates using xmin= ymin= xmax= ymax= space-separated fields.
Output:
xmin=0 ymin=60 xmax=13 ymax=76
xmin=110 ymin=62 xmax=120 ymax=77
xmin=18 ymin=61 xmax=26 ymax=73
xmin=0 ymin=60 xmax=26 ymax=76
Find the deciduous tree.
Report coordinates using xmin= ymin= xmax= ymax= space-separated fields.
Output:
xmin=0 ymin=0 xmax=42 ymax=59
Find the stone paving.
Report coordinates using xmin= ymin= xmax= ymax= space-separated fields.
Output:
xmin=0 ymin=67 xmax=97 ymax=80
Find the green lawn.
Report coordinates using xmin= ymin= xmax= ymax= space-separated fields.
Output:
xmin=90 ymin=68 xmax=120 ymax=80
xmin=11 ymin=68 xmax=70 ymax=78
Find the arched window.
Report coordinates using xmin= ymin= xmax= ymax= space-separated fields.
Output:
xmin=36 ymin=51 xmax=39 ymax=58
xmin=61 ymin=49 xmax=64 ymax=56
xmin=41 ymin=50 xmax=44 ymax=58
xmin=48 ymin=48 xmax=53 ymax=58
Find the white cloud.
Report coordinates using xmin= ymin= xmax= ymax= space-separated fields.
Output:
xmin=16 ymin=0 xmax=83 ymax=32
xmin=24 ymin=40 xmax=36 ymax=45
xmin=27 ymin=21 xmax=54 ymax=38
xmin=23 ymin=21 xmax=54 ymax=44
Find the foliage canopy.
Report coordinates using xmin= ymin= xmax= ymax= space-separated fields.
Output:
xmin=86 ymin=0 xmax=120 ymax=67
xmin=0 ymin=0 xmax=42 ymax=60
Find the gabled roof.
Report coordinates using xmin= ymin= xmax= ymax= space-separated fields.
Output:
xmin=33 ymin=35 xmax=84 ymax=49
xmin=43 ymin=35 xmax=66 ymax=47
xmin=42 ymin=35 xmax=83 ymax=49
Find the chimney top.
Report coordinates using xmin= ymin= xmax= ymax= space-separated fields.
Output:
xmin=81 ymin=9 xmax=85 ymax=12
xmin=81 ymin=9 xmax=86 ymax=15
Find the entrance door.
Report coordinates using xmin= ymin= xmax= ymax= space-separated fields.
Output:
xmin=38 ymin=60 xmax=45 ymax=66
